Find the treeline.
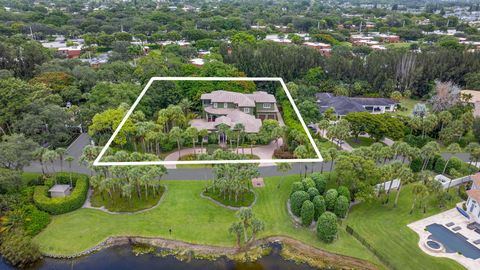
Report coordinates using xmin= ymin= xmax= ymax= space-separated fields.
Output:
xmin=223 ymin=42 xmax=480 ymax=98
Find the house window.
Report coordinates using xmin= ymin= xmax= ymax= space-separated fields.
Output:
xmin=263 ymin=103 xmax=271 ymax=109
xmin=224 ymin=103 xmax=228 ymax=108
xmin=244 ymin=108 xmax=250 ymax=113
xmin=213 ymin=103 xmax=218 ymax=108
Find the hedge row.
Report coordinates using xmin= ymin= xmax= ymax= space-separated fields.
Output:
xmin=33 ymin=175 xmax=89 ymax=215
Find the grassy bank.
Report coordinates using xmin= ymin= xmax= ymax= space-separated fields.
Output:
xmin=346 ymin=185 xmax=465 ymax=270
xmin=90 ymin=186 xmax=165 ymax=212
xmin=33 ymin=175 xmax=383 ymax=268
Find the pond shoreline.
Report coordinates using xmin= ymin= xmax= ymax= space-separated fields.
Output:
xmin=40 ymin=235 xmax=380 ymax=270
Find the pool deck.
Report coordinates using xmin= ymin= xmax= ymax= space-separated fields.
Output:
xmin=408 ymin=205 xmax=480 ymax=270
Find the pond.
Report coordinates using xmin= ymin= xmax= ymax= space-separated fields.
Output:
xmin=1 ymin=243 xmax=323 ymax=270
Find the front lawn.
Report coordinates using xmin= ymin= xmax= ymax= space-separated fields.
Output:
xmin=202 ymin=187 xmax=255 ymax=207
xmin=33 ymin=176 xmax=383 ymax=268
xmin=346 ymin=184 xmax=465 ymax=270
xmin=90 ymin=186 xmax=165 ymax=212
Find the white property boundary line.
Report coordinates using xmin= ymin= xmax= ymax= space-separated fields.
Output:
xmin=93 ymin=77 xmax=323 ymax=166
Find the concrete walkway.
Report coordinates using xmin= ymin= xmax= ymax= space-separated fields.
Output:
xmin=162 ymin=139 xmax=283 ymax=169
xmin=163 ymin=148 xmax=207 ymax=169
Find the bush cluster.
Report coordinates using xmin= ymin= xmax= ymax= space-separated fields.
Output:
xmin=289 ymin=173 xmax=348 ymax=241
xmin=33 ymin=174 xmax=89 ymax=215
xmin=22 ymin=205 xmax=50 ymax=236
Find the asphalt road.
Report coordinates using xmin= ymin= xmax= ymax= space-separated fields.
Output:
xmin=22 ymin=133 xmax=477 ymax=180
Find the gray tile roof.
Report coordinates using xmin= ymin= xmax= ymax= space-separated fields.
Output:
xmin=201 ymin=90 xmax=276 ymax=107
xmin=316 ymin=93 xmax=397 ymax=116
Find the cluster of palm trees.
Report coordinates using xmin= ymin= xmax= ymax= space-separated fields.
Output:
xmin=80 ymin=146 xmax=167 ymax=201
xmin=211 ymin=163 xmax=260 ymax=203
xmin=229 ymin=207 xmax=265 ymax=248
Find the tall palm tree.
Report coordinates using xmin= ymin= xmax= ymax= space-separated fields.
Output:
xmin=185 ymin=127 xmax=198 ymax=156
xmin=410 ymin=182 xmax=429 ymax=214
xmin=237 ymin=207 xmax=253 ymax=243
xmin=250 ymin=218 xmax=265 ymax=243
xmin=394 ymin=165 xmax=414 ymax=208
xmin=198 ymin=129 xmax=209 ymax=152
xmin=420 ymin=141 xmax=440 ymax=170
xmin=294 ymin=145 xmax=308 ymax=178
xmin=276 ymin=162 xmax=292 ymax=189
xmin=443 ymin=143 xmax=462 ymax=175
xmin=55 ymin=147 xmax=66 ymax=172
xmin=229 ymin=222 xmax=243 ymax=248
xmin=169 ymin=127 xmax=184 ymax=159
xmin=233 ymin=123 xmax=245 ymax=154
xmin=64 ymin=156 xmax=75 ymax=186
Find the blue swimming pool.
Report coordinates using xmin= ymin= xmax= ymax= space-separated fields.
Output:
xmin=426 ymin=223 xmax=480 ymax=260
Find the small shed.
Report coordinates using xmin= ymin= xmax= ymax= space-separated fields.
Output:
xmin=48 ymin=184 xmax=71 ymax=198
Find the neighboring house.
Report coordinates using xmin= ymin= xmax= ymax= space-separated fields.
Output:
xmin=190 ymin=90 xmax=279 ymax=133
xmin=316 ymin=92 xmax=398 ymax=118
xmin=466 ymin=173 xmax=480 ymax=223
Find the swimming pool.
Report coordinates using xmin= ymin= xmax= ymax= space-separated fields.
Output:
xmin=426 ymin=223 xmax=480 ymax=260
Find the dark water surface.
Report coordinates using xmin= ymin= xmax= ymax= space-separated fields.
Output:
xmin=0 ymin=244 xmax=321 ymax=270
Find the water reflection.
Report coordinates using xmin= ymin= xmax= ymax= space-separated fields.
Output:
xmin=1 ymin=243 xmax=321 ymax=270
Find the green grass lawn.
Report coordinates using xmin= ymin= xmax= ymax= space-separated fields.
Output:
xmin=33 ymin=175 xmax=383 ymax=268
xmin=346 ymin=137 xmax=383 ymax=148
xmin=392 ymin=98 xmax=419 ymax=116
xmin=347 ymin=185 xmax=465 ymax=270
xmin=203 ymin=188 xmax=255 ymax=207
xmin=90 ymin=186 xmax=165 ymax=212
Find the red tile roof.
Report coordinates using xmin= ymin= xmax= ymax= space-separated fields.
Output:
xmin=467 ymin=189 xmax=480 ymax=203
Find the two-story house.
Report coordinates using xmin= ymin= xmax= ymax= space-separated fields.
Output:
xmin=190 ymin=90 xmax=278 ymax=133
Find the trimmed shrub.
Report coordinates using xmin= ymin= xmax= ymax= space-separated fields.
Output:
xmin=311 ymin=173 xmax=327 ymax=194
xmin=290 ymin=191 xmax=310 ymax=217
xmin=334 ymin=195 xmax=349 ymax=218
xmin=410 ymin=157 xmax=422 ymax=173
xmin=22 ymin=205 xmax=50 ymax=236
xmin=337 ymin=186 xmax=351 ymax=201
xmin=33 ymin=175 xmax=89 ymax=215
xmin=317 ymin=211 xmax=338 ymax=243
xmin=312 ymin=195 xmax=326 ymax=221
xmin=325 ymin=189 xmax=338 ymax=211
xmin=300 ymin=200 xmax=314 ymax=226
xmin=291 ymin=181 xmax=305 ymax=194
xmin=302 ymin=177 xmax=316 ymax=190
xmin=307 ymin=187 xmax=320 ymax=200
xmin=433 ymin=157 xmax=446 ymax=174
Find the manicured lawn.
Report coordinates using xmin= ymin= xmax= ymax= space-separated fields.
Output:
xmin=347 ymin=185 xmax=466 ymax=270
xmin=346 ymin=137 xmax=381 ymax=148
xmin=90 ymin=186 xmax=165 ymax=212
xmin=203 ymin=188 xmax=255 ymax=207
xmin=33 ymin=175 xmax=383 ymax=268
xmin=392 ymin=98 xmax=418 ymax=116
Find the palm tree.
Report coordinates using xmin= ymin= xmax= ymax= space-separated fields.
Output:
xmin=465 ymin=142 xmax=480 ymax=165
xmin=43 ymin=150 xmax=59 ymax=175
xmin=237 ymin=207 xmax=253 ymax=243
xmin=64 ymin=156 xmax=75 ymax=186
xmin=250 ymin=218 xmax=265 ymax=243
xmin=33 ymin=148 xmax=46 ymax=175
xmin=276 ymin=162 xmax=292 ymax=188
xmin=420 ymin=141 xmax=440 ymax=170
xmin=443 ymin=143 xmax=462 ymax=176
xmin=246 ymin=133 xmax=257 ymax=155
xmin=317 ymin=119 xmax=330 ymax=137
xmin=229 ymin=222 xmax=244 ymax=248
xmin=294 ymin=145 xmax=308 ymax=178
xmin=198 ymin=129 xmax=209 ymax=153
xmin=233 ymin=123 xmax=245 ymax=153
xmin=410 ymin=182 xmax=429 ymax=214
xmin=184 ymin=127 xmax=198 ymax=156
xmin=271 ymin=126 xmax=284 ymax=150
xmin=394 ymin=165 xmax=414 ymax=208
xmin=169 ymin=127 xmax=184 ymax=159
xmin=55 ymin=147 xmax=66 ymax=172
